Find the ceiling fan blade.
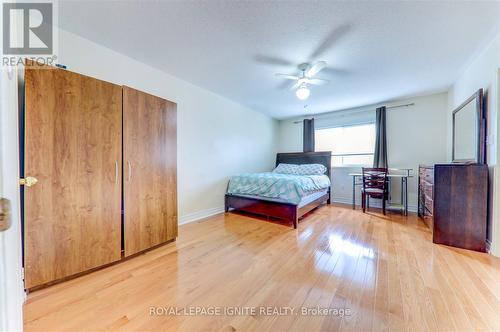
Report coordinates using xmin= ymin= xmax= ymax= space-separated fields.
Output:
xmin=255 ymin=55 xmax=295 ymax=67
xmin=309 ymin=25 xmax=351 ymax=59
xmin=275 ymin=73 xmax=299 ymax=80
xmin=290 ymin=81 xmax=301 ymax=91
xmin=306 ymin=61 xmax=327 ymax=77
xmin=308 ymin=78 xmax=330 ymax=85
xmin=321 ymin=67 xmax=351 ymax=76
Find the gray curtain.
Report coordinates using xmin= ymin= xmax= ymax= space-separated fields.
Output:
xmin=303 ymin=118 xmax=315 ymax=152
xmin=373 ymin=106 xmax=388 ymax=168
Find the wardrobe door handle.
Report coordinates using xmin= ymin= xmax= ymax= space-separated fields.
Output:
xmin=128 ymin=161 xmax=132 ymax=181
xmin=115 ymin=161 xmax=119 ymax=184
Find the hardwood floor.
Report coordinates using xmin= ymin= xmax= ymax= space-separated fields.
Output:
xmin=24 ymin=205 xmax=500 ymax=331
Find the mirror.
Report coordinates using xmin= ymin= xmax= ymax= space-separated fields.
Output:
xmin=454 ymin=101 xmax=478 ymax=160
xmin=452 ymin=89 xmax=484 ymax=163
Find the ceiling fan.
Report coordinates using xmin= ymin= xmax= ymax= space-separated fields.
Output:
xmin=275 ymin=61 xmax=329 ymax=100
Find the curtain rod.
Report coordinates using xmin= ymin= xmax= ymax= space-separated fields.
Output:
xmin=386 ymin=102 xmax=415 ymax=109
xmin=291 ymin=102 xmax=415 ymax=124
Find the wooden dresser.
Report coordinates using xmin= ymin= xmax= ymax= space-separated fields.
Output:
xmin=418 ymin=164 xmax=488 ymax=252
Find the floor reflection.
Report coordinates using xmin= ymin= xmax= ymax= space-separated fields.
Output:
xmin=328 ymin=234 xmax=375 ymax=259
xmin=312 ymin=233 xmax=377 ymax=288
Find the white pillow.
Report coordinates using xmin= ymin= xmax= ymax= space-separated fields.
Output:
xmin=296 ymin=164 xmax=327 ymax=175
xmin=273 ymin=163 xmax=327 ymax=175
xmin=273 ymin=163 xmax=299 ymax=174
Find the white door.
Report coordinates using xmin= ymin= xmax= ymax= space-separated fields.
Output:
xmin=0 ymin=66 xmax=24 ymax=331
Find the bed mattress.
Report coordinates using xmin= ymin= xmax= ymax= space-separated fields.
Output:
xmin=227 ymin=172 xmax=331 ymax=205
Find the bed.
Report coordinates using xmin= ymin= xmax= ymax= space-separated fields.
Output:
xmin=225 ymin=152 xmax=331 ymax=228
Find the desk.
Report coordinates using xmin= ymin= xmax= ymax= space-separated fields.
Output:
xmin=349 ymin=169 xmax=413 ymax=215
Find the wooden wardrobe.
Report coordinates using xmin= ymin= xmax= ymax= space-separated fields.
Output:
xmin=23 ymin=64 xmax=177 ymax=289
xmin=123 ymin=86 xmax=177 ymax=256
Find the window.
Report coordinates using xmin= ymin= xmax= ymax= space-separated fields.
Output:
xmin=315 ymin=123 xmax=375 ymax=167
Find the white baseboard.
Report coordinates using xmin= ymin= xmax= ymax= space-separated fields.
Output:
xmin=331 ymin=196 xmax=359 ymax=206
xmin=178 ymin=206 xmax=225 ymax=225
xmin=331 ymin=196 xmax=417 ymax=213
xmin=489 ymin=241 xmax=500 ymax=257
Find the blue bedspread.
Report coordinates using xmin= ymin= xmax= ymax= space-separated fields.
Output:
xmin=227 ymin=172 xmax=331 ymax=205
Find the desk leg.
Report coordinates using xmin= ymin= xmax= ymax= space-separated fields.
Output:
xmin=404 ymin=177 xmax=408 ymax=216
xmin=352 ymin=176 xmax=355 ymax=209
xmin=386 ymin=177 xmax=391 ymax=208
xmin=400 ymin=178 xmax=404 ymax=215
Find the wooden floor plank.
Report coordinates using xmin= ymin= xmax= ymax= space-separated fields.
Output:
xmin=24 ymin=205 xmax=500 ymax=332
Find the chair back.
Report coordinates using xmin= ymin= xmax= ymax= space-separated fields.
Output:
xmin=362 ymin=167 xmax=388 ymax=193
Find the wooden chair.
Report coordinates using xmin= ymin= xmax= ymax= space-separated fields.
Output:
xmin=361 ymin=167 xmax=388 ymax=215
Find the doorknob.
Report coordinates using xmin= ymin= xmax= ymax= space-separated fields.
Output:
xmin=20 ymin=176 xmax=38 ymax=187
xmin=0 ymin=198 xmax=11 ymax=232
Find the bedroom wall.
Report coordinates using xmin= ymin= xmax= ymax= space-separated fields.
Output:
xmin=278 ymin=92 xmax=449 ymax=211
xmin=447 ymin=27 xmax=500 ymax=256
xmin=0 ymin=68 xmax=24 ymax=332
xmin=56 ymin=29 xmax=279 ymax=224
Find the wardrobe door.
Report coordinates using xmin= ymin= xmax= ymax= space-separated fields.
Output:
xmin=24 ymin=64 xmax=122 ymax=289
xmin=123 ymin=86 xmax=177 ymax=256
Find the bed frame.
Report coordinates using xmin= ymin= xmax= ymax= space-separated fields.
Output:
xmin=225 ymin=151 xmax=331 ymax=228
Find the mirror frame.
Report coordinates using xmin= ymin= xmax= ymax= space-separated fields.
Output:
xmin=452 ymin=88 xmax=485 ymax=164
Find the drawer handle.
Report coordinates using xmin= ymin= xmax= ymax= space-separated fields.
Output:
xmin=128 ymin=161 xmax=132 ymax=181
xmin=115 ymin=161 xmax=119 ymax=184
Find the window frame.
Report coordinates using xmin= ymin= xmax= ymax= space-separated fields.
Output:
xmin=315 ymin=122 xmax=376 ymax=168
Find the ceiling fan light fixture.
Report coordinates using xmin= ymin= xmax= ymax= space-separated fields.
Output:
xmin=296 ymin=85 xmax=310 ymax=100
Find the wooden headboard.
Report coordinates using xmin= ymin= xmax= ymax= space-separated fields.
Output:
xmin=275 ymin=152 xmax=332 ymax=179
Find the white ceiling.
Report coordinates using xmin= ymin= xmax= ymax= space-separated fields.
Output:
xmin=59 ymin=1 xmax=500 ymax=119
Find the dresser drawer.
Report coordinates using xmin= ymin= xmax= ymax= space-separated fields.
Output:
xmin=424 ymin=183 xmax=433 ymax=199
xmin=419 ymin=167 xmax=434 ymax=184
xmin=424 ymin=169 xmax=434 ymax=184
xmin=418 ymin=165 xmax=435 ymax=225
xmin=425 ymin=197 xmax=433 ymax=215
